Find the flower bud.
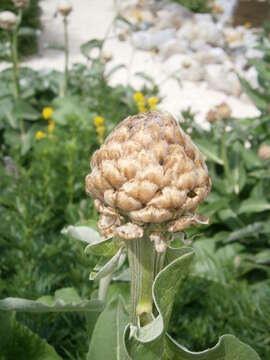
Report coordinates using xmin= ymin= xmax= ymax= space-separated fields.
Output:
xmin=86 ymin=112 xmax=211 ymax=242
xmin=207 ymin=102 xmax=232 ymax=124
xmin=57 ymin=0 xmax=73 ymax=17
xmin=258 ymin=144 xmax=270 ymax=161
xmin=12 ymin=0 xmax=30 ymax=9
xmin=0 ymin=11 xmax=17 ymax=31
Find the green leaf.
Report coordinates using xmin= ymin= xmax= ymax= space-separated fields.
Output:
xmin=0 ymin=312 xmax=61 ymax=359
xmin=105 ymin=64 xmax=126 ymax=80
xmin=223 ymin=222 xmax=265 ymax=243
xmin=124 ymin=248 xmax=260 ymax=359
xmin=18 ymin=27 xmax=39 ymax=37
xmin=124 ymin=250 xmax=195 ymax=359
xmin=61 ymin=225 xmax=100 ymax=244
xmin=164 ymin=333 xmax=260 ymax=360
xmin=90 ymin=248 xmax=126 ymax=280
xmin=239 ymin=77 xmax=269 ymax=111
xmin=85 ymin=236 xmax=121 ymax=258
xmin=0 ymin=287 xmax=104 ymax=313
xmin=13 ymin=100 xmax=40 ymax=121
xmin=87 ymin=296 xmax=129 ymax=360
xmin=238 ymin=199 xmax=270 ymax=214
xmin=195 ymin=139 xmax=224 ymax=165
xmin=80 ymin=39 xmax=103 ymax=59
xmin=21 ymin=130 xmax=33 ymax=156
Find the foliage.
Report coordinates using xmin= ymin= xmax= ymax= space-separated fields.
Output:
xmin=0 ymin=0 xmax=41 ymax=57
xmin=171 ymin=0 xmax=211 ymax=13
xmin=181 ymin=112 xmax=270 ymax=281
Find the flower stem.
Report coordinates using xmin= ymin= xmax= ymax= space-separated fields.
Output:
xmin=126 ymin=234 xmax=156 ymax=327
xmin=221 ymin=132 xmax=232 ymax=185
xmin=10 ymin=9 xmax=22 ymax=99
xmin=63 ymin=16 xmax=69 ymax=96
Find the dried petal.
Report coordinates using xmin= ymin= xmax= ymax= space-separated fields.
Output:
xmin=129 ymin=206 xmax=172 ymax=223
xmin=168 ymin=213 xmax=209 ymax=233
xmin=116 ymin=223 xmax=144 ymax=240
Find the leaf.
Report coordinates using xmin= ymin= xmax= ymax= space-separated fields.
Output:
xmin=195 ymin=139 xmax=224 ymax=165
xmin=124 ymin=249 xmax=260 ymax=359
xmin=0 ymin=312 xmax=61 ymax=359
xmin=239 ymin=77 xmax=269 ymax=111
xmin=18 ymin=27 xmax=39 ymax=37
xmin=21 ymin=130 xmax=33 ymax=156
xmin=223 ymin=222 xmax=265 ymax=244
xmin=13 ymin=100 xmax=40 ymax=121
xmin=87 ymin=296 xmax=129 ymax=360
xmin=0 ymin=287 xmax=104 ymax=313
xmin=85 ymin=236 xmax=121 ymax=258
xmin=238 ymin=199 xmax=270 ymax=214
xmin=90 ymin=248 xmax=126 ymax=280
xmin=164 ymin=333 xmax=260 ymax=360
xmin=61 ymin=225 xmax=100 ymax=244
xmin=105 ymin=64 xmax=126 ymax=80
xmin=80 ymin=39 xmax=103 ymax=59
xmin=124 ymin=250 xmax=195 ymax=359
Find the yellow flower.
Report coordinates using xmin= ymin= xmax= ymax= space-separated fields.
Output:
xmin=148 ymin=96 xmax=159 ymax=110
xmin=244 ymin=22 xmax=252 ymax=29
xmin=94 ymin=116 xmax=104 ymax=127
xmin=42 ymin=107 xmax=53 ymax=120
xmin=48 ymin=120 xmax=55 ymax=133
xmin=35 ymin=130 xmax=46 ymax=140
xmin=96 ymin=125 xmax=105 ymax=137
xmin=133 ymin=92 xmax=145 ymax=103
xmin=138 ymin=103 xmax=146 ymax=113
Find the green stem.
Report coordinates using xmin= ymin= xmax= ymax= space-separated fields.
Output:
xmin=10 ymin=9 xmax=22 ymax=99
xmin=221 ymin=132 xmax=233 ymax=184
xmin=98 ymin=274 xmax=112 ymax=302
xmin=63 ymin=16 xmax=69 ymax=96
xmin=126 ymin=234 xmax=156 ymax=327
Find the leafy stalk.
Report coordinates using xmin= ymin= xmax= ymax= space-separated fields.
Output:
xmin=126 ymin=234 xmax=158 ymax=327
xmin=63 ymin=16 xmax=69 ymax=96
xmin=10 ymin=9 xmax=23 ymax=99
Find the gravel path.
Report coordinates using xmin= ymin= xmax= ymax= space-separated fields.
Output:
xmin=17 ymin=0 xmax=261 ymax=123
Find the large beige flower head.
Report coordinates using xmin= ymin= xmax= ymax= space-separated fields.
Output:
xmin=0 ymin=11 xmax=17 ymax=31
xmin=86 ymin=112 xmax=211 ymax=251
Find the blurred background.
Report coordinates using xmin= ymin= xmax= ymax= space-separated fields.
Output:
xmin=0 ymin=0 xmax=270 ymax=359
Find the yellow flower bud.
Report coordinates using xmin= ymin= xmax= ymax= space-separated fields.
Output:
xmin=96 ymin=125 xmax=105 ymax=137
xmin=48 ymin=120 xmax=55 ymax=133
xmin=42 ymin=107 xmax=53 ymax=120
xmin=148 ymin=96 xmax=159 ymax=110
xmin=133 ymin=92 xmax=145 ymax=103
xmin=35 ymin=131 xmax=46 ymax=140
xmin=94 ymin=116 xmax=104 ymax=127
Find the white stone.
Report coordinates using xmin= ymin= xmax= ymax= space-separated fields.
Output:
xmin=193 ymin=47 xmax=227 ymax=64
xmin=180 ymin=60 xmax=205 ymax=82
xmin=205 ymin=65 xmax=242 ymax=96
xmin=159 ymin=38 xmax=189 ymax=60
xmin=243 ymin=67 xmax=259 ymax=89
xmin=132 ymin=29 xmax=175 ymax=50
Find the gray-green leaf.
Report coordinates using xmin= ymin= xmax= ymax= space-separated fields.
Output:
xmin=87 ymin=296 xmax=129 ymax=360
xmin=0 ymin=287 xmax=104 ymax=313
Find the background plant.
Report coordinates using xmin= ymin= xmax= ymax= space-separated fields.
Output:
xmin=0 ymin=0 xmax=41 ymax=57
